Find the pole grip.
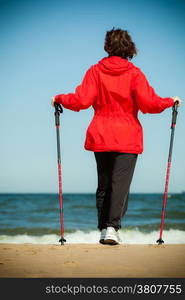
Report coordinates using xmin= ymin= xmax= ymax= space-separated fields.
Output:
xmin=54 ymin=103 xmax=63 ymax=126
xmin=171 ymin=102 xmax=178 ymax=128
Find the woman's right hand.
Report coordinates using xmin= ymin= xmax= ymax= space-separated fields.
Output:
xmin=172 ymin=96 xmax=182 ymax=106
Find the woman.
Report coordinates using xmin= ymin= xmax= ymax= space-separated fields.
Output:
xmin=52 ymin=28 xmax=181 ymax=245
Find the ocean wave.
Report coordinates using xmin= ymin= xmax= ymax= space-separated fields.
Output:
xmin=0 ymin=229 xmax=184 ymax=244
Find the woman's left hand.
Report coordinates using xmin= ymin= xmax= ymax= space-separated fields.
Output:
xmin=51 ymin=96 xmax=56 ymax=107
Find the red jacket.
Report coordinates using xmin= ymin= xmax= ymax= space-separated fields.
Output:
xmin=55 ymin=56 xmax=174 ymax=154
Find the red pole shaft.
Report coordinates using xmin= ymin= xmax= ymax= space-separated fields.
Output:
xmin=58 ymin=161 xmax=64 ymax=237
xmin=157 ymin=104 xmax=178 ymax=244
xmin=159 ymin=160 xmax=171 ymax=239
xmin=55 ymin=104 xmax=66 ymax=244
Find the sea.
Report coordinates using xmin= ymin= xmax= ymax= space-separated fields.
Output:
xmin=0 ymin=193 xmax=185 ymax=244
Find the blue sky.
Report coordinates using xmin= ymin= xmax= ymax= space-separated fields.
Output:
xmin=0 ymin=0 xmax=185 ymax=193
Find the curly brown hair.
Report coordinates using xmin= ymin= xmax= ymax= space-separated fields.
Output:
xmin=104 ymin=28 xmax=137 ymax=60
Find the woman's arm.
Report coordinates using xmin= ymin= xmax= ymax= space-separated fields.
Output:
xmin=53 ymin=66 xmax=97 ymax=112
xmin=132 ymin=69 xmax=175 ymax=114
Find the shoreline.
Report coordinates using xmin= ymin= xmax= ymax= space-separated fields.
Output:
xmin=0 ymin=243 xmax=185 ymax=278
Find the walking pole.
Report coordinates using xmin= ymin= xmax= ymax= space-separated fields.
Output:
xmin=54 ymin=102 xmax=66 ymax=245
xmin=156 ymin=101 xmax=179 ymax=245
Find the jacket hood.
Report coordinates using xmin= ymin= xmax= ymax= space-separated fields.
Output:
xmin=98 ymin=56 xmax=134 ymax=75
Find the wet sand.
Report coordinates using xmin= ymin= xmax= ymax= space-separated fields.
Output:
xmin=0 ymin=244 xmax=184 ymax=278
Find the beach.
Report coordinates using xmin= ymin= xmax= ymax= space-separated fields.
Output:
xmin=0 ymin=243 xmax=184 ymax=278
xmin=0 ymin=194 xmax=185 ymax=278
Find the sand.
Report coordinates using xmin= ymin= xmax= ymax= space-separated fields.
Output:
xmin=0 ymin=244 xmax=184 ymax=278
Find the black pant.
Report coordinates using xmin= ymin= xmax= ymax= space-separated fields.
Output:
xmin=94 ymin=152 xmax=137 ymax=231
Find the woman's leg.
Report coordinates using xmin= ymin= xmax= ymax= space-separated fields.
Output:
xmin=107 ymin=153 xmax=138 ymax=230
xmin=94 ymin=152 xmax=113 ymax=230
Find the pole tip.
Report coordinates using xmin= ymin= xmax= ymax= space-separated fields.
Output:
xmin=59 ymin=237 xmax=66 ymax=245
xmin=156 ymin=238 xmax=164 ymax=245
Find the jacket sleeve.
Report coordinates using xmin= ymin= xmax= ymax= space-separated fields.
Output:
xmin=132 ymin=69 xmax=174 ymax=114
xmin=54 ymin=66 xmax=97 ymax=112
